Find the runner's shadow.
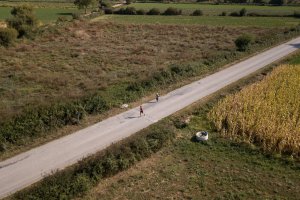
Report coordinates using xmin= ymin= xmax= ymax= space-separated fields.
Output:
xmin=125 ymin=116 xmax=139 ymax=119
xmin=147 ymin=101 xmax=157 ymax=104
xmin=289 ymin=43 xmax=300 ymax=49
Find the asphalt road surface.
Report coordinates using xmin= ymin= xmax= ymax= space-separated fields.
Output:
xmin=1 ymin=37 xmax=300 ymax=199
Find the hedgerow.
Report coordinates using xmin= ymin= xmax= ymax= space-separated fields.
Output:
xmin=13 ymin=122 xmax=175 ymax=199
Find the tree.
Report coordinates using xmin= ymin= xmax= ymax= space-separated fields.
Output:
xmin=126 ymin=0 xmax=132 ymax=5
xmin=6 ymin=5 xmax=38 ymax=38
xmin=253 ymin=0 xmax=264 ymax=3
xmin=74 ymin=0 xmax=97 ymax=14
xmin=235 ymin=34 xmax=253 ymax=51
xmin=269 ymin=0 xmax=286 ymax=5
xmin=240 ymin=8 xmax=247 ymax=16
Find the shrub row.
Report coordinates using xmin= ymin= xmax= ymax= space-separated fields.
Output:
xmin=13 ymin=122 xmax=175 ymax=199
xmin=108 ymin=7 xmax=203 ymax=16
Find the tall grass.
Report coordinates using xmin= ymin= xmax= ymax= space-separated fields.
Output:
xmin=208 ymin=65 xmax=300 ymax=157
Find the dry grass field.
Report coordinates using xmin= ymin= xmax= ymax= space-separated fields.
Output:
xmin=209 ymin=65 xmax=300 ymax=157
xmin=0 ymin=21 xmax=281 ymax=122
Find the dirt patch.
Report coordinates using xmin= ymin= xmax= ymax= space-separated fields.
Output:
xmin=0 ymin=21 xmax=7 ymax=28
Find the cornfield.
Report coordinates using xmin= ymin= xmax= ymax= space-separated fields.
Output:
xmin=208 ymin=65 xmax=300 ymax=157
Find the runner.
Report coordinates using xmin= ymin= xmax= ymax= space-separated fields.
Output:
xmin=156 ymin=93 xmax=159 ymax=102
xmin=140 ymin=105 xmax=145 ymax=117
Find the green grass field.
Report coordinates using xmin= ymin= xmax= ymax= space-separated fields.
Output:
xmin=125 ymin=3 xmax=300 ymax=16
xmin=0 ymin=7 xmax=78 ymax=22
xmin=105 ymin=15 xmax=300 ymax=27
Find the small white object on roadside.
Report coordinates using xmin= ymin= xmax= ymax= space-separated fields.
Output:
xmin=195 ymin=131 xmax=208 ymax=141
xmin=121 ymin=104 xmax=128 ymax=109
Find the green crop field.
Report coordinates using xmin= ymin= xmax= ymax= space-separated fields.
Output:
xmin=104 ymin=15 xmax=300 ymax=27
xmin=125 ymin=3 xmax=300 ymax=16
xmin=0 ymin=7 xmax=78 ymax=22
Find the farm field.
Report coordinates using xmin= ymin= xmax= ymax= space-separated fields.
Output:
xmin=76 ymin=61 xmax=300 ymax=200
xmin=105 ymin=15 xmax=300 ymax=27
xmin=125 ymin=3 xmax=300 ymax=16
xmin=209 ymin=64 xmax=300 ymax=157
xmin=1 ymin=16 xmax=299 ymax=158
xmin=0 ymin=22 xmax=278 ymax=122
xmin=10 ymin=52 xmax=300 ymax=200
xmin=1 ymin=2 xmax=300 ymax=198
xmin=0 ymin=7 xmax=77 ymax=22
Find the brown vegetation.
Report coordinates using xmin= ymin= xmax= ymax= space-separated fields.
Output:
xmin=0 ymin=21 xmax=284 ymax=122
xmin=209 ymin=65 xmax=300 ymax=157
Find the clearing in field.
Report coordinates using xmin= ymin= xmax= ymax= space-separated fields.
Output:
xmin=209 ymin=65 xmax=300 ymax=157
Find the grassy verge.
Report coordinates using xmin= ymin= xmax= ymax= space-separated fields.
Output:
xmin=1 ymin=22 xmax=300 ymax=160
xmin=9 ymin=52 xmax=300 ymax=200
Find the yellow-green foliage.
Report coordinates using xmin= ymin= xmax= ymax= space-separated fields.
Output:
xmin=208 ymin=65 xmax=300 ymax=157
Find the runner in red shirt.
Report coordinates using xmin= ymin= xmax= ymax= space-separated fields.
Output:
xmin=140 ymin=105 xmax=145 ymax=117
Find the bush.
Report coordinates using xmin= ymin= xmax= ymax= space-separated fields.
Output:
xmin=136 ymin=9 xmax=146 ymax=15
xmin=100 ymin=0 xmax=112 ymax=8
xmin=6 ymin=5 xmax=38 ymax=38
xmin=115 ymin=7 xmax=136 ymax=15
xmin=147 ymin=8 xmax=160 ymax=15
xmin=294 ymin=11 xmax=300 ymax=18
xmin=126 ymin=0 xmax=132 ymax=4
xmin=192 ymin=9 xmax=203 ymax=16
xmin=124 ymin=7 xmax=137 ymax=15
xmin=220 ymin=11 xmax=227 ymax=16
xmin=163 ymin=7 xmax=182 ymax=15
xmin=240 ymin=8 xmax=247 ymax=16
xmin=104 ymin=8 xmax=113 ymax=14
xmin=229 ymin=11 xmax=240 ymax=17
xmin=235 ymin=34 xmax=253 ymax=51
xmin=0 ymin=28 xmax=18 ymax=47
xmin=269 ymin=0 xmax=285 ymax=5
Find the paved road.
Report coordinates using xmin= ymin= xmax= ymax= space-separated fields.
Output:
xmin=0 ymin=37 xmax=300 ymax=198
